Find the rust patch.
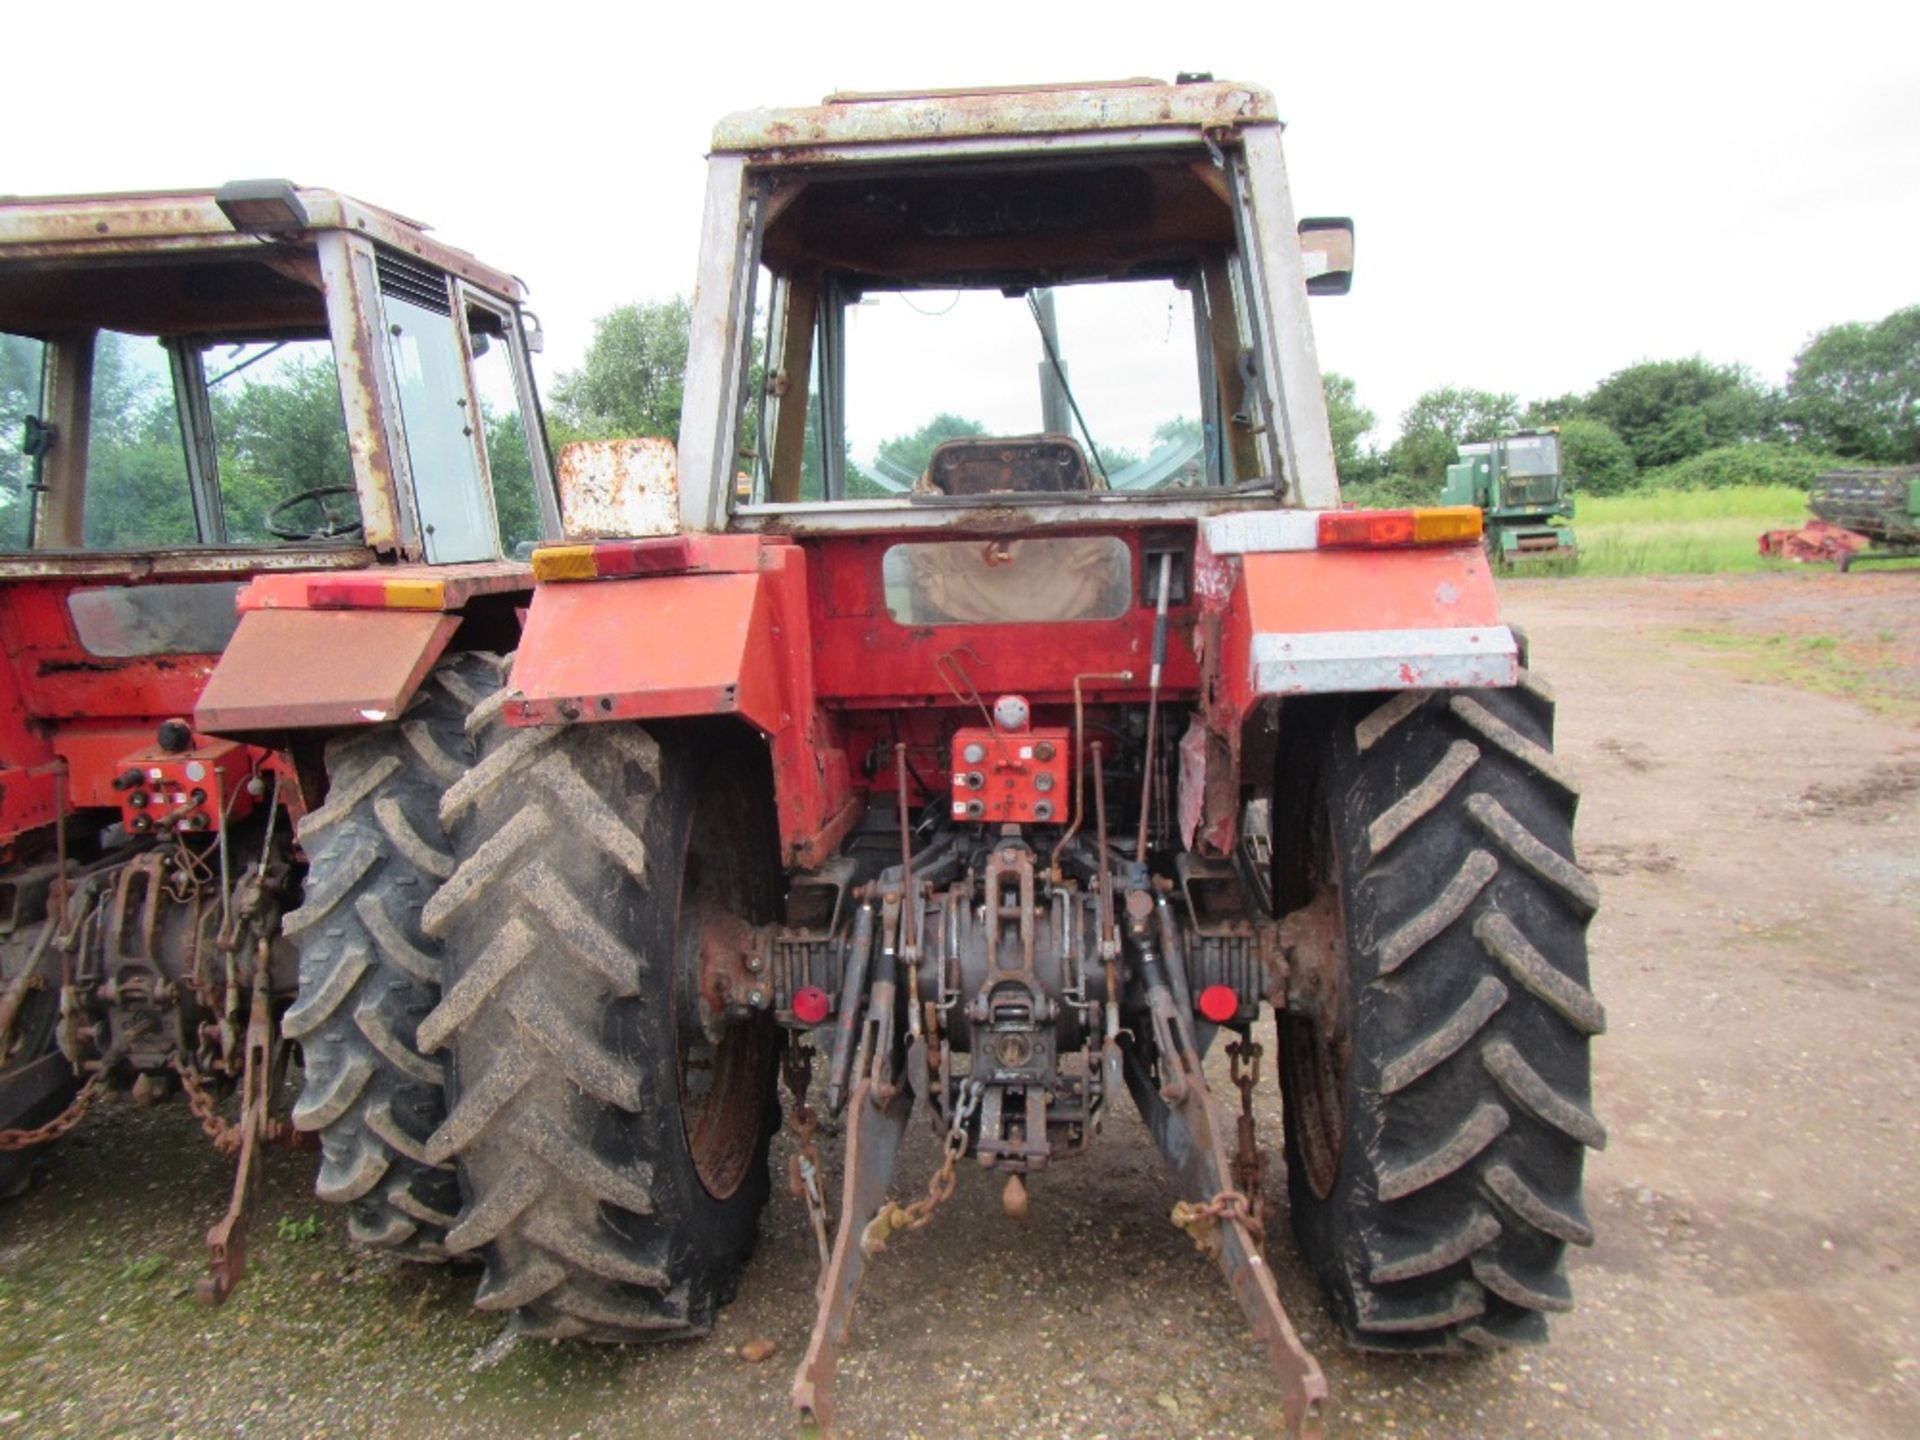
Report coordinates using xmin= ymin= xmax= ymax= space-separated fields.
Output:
xmin=556 ymin=438 xmax=680 ymax=540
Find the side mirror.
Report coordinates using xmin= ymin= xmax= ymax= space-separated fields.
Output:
xmin=555 ymin=437 xmax=680 ymax=539
xmin=1297 ymin=217 xmax=1354 ymax=296
xmin=520 ymin=309 xmax=546 ymax=355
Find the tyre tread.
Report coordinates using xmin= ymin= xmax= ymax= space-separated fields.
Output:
xmin=285 ymin=652 xmax=502 ymax=1259
xmin=1286 ymin=671 xmax=1602 ymax=1352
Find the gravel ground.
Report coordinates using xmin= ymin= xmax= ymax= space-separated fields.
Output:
xmin=1 ymin=571 xmax=1916 ymax=1438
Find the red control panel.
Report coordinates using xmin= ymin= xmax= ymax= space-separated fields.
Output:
xmin=950 ymin=727 xmax=1070 ymax=824
xmin=115 ymin=739 xmax=256 ymax=837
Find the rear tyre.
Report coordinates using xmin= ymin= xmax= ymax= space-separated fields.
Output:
xmin=1279 ymin=673 xmax=1605 ymax=1350
xmin=0 ymin=879 xmax=75 ymax=1200
xmin=420 ymin=709 xmax=778 ymax=1341
xmin=282 ymin=652 xmax=506 ymax=1259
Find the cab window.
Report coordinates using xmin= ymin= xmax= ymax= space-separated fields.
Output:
xmin=82 ymin=331 xmax=195 ymax=548
xmin=465 ymin=299 xmax=544 ymax=555
xmin=0 ymin=331 xmax=46 ymax=548
xmin=206 ymin=340 xmax=357 ymax=545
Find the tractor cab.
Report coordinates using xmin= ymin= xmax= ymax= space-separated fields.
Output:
xmin=685 ymin=84 xmax=1353 ymax=529
xmin=1 ymin=181 xmax=557 ymax=571
xmin=0 ymin=179 xmax=561 ymax=848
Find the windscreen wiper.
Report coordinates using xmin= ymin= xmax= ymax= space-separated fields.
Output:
xmin=205 ymin=341 xmax=288 ymax=390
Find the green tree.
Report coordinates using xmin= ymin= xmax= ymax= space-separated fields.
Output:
xmin=1583 ymin=357 xmax=1777 ymax=470
xmin=483 ymin=409 xmax=540 ymax=553
xmin=1640 ymin=442 xmax=1833 ymax=491
xmin=1555 ymin=416 xmax=1636 ymax=496
xmin=1388 ymin=387 xmax=1522 ymax=482
xmin=1523 ymin=391 xmax=1585 ymax=427
xmin=551 ymin=297 xmax=692 ymax=439
xmin=1324 ymin=372 xmax=1380 ymax=481
xmin=82 ymin=332 xmax=195 ymax=549
xmin=1340 ymin=472 xmax=1438 ymax=508
xmin=1 ymin=333 xmax=45 ymax=547
xmin=1785 ymin=305 xmax=1920 ymax=463
xmin=209 ymin=350 xmax=355 ymax=543
xmin=875 ymin=413 xmax=988 ymax=482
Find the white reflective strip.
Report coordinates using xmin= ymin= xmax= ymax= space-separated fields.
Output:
xmin=1251 ymin=627 xmax=1518 ymax=695
xmin=1202 ymin=511 xmax=1322 ymax=554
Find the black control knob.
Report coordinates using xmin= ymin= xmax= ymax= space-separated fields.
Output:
xmin=156 ymin=718 xmax=193 ymax=754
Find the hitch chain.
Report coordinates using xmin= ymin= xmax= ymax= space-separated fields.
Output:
xmin=783 ymin=1047 xmax=833 ymax=1276
xmin=1228 ymin=1038 xmax=1267 ymax=1212
xmin=862 ymin=1080 xmax=981 ymax=1255
xmin=1171 ymin=1187 xmax=1264 ymax=1259
xmin=173 ymin=1057 xmax=255 ymax=1157
xmin=0 ymin=1069 xmax=106 ymax=1152
xmin=1171 ymin=1038 xmax=1268 ymax=1259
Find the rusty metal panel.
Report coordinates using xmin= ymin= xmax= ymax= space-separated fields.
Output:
xmin=0 ymin=547 xmax=372 ymax=580
xmin=711 ymin=81 xmax=1276 ymax=155
xmin=1238 ymin=128 xmax=1340 ymax=508
xmin=678 ymin=156 xmax=756 ymax=534
xmin=555 ymin=439 xmax=680 ymax=539
xmin=316 ymin=233 xmax=412 ymax=556
xmin=0 ymin=189 xmax=526 ymax=301
xmin=194 ymin=609 xmax=457 ymax=734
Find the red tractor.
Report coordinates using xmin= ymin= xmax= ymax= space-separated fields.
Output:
xmin=203 ymin=79 xmax=1602 ymax=1437
xmin=0 ymin=182 xmax=561 ymax=1295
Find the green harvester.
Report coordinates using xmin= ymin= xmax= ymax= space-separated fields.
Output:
xmin=1443 ymin=429 xmax=1576 ymax=566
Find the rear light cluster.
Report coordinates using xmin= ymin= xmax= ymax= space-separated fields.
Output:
xmin=306 ymin=578 xmax=446 ymax=610
xmin=531 ymin=536 xmax=695 ymax=583
xmin=1317 ymin=505 xmax=1482 ymax=549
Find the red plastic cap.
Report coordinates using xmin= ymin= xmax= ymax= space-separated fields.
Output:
xmin=792 ymin=986 xmax=832 ymax=1026
xmin=1197 ymin=985 xmax=1240 ymax=1024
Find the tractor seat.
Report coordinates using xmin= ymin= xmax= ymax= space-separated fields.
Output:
xmin=917 ymin=435 xmax=1099 ymax=496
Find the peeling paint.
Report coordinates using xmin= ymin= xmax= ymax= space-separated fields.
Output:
xmin=557 ymin=439 xmax=680 ymax=540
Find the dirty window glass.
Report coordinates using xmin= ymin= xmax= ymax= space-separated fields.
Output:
xmin=386 ymin=289 xmax=494 ymax=564
xmin=466 ymin=306 xmax=542 ymax=555
xmin=1503 ymin=435 xmax=1560 ymax=478
xmin=68 ymin=581 xmax=243 ymax=657
xmin=845 ymin=281 xmax=1206 ymax=497
xmin=83 ymin=331 xmax=194 ymax=549
xmin=0 ymin=332 xmax=45 ymax=549
xmin=883 ymin=536 xmax=1133 ymax=625
xmin=202 ymin=340 xmax=357 ymax=544
xmin=744 ymin=267 xmax=835 ymax=505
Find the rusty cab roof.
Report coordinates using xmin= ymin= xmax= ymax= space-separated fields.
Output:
xmin=710 ymin=78 xmax=1279 ymax=159
xmin=0 ymin=183 xmax=525 ymax=341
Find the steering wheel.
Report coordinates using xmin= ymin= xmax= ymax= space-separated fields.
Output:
xmin=264 ymin=485 xmax=364 ymax=542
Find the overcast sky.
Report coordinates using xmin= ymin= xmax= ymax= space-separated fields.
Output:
xmin=14 ymin=1 xmax=1918 ymax=451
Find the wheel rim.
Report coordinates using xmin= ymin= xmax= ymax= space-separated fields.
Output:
xmin=676 ymin=1003 xmax=770 ymax=1201
xmin=1279 ymin=887 xmax=1350 ymax=1201
xmin=675 ymin=847 xmax=775 ymax=1203
xmin=1283 ymin=1010 xmax=1345 ymax=1200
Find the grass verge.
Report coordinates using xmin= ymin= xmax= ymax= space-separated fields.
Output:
xmin=1572 ymin=486 xmax=1808 ymax=576
xmin=1663 ymin=625 xmax=1918 ymax=722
